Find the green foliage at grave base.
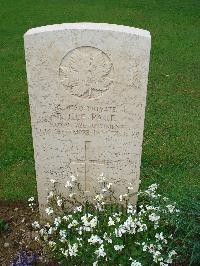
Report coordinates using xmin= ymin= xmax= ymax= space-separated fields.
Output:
xmin=31 ymin=181 xmax=199 ymax=265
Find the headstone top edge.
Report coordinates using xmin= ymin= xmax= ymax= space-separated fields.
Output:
xmin=24 ymin=22 xmax=151 ymax=39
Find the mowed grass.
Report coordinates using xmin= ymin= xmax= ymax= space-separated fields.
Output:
xmin=0 ymin=0 xmax=199 ymax=207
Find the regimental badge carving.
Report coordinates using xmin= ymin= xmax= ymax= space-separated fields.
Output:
xmin=59 ymin=46 xmax=114 ymax=99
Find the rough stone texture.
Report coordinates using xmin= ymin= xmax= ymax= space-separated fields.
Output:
xmin=24 ymin=23 xmax=151 ymax=213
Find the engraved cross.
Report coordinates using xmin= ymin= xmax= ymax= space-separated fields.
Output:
xmin=70 ymin=141 xmax=104 ymax=191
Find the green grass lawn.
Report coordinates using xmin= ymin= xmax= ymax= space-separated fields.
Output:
xmin=0 ymin=0 xmax=199 ymax=205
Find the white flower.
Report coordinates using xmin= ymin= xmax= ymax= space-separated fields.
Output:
xmin=154 ymin=224 xmax=159 ymax=229
xmin=166 ymin=258 xmax=172 ymax=264
xmin=119 ymin=195 xmax=123 ymax=201
xmin=146 ymin=205 xmax=157 ymax=211
xmin=116 ymin=217 xmax=121 ymax=222
xmin=28 ymin=203 xmax=34 ymax=209
xmin=45 ymin=207 xmax=54 ymax=215
xmin=54 ymin=217 xmax=61 ymax=227
xmin=145 ymin=183 xmax=158 ymax=198
xmin=28 ymin=197 xmax=34 ymax=202
xmin=81 ymin=214 xmax=89 ymax=224
xmin=160 ymin=263 xmax=168 ymax=266
xmin=142 ymin=244 xmax=148 ymax=251
xmin=169 ymin=250 xmax=176 ymax=256
xmin=68 ymin=219 xmax=78 ymax=228
xmin=108 ymin=217 xmax=115 ymax=226
xmin=129 ymin=259 xmax=142 ymax=266
xmin=84 ymin=226 xmax=91 ymax=232
xmin=88 ymin=235 xmax=103 ymax=245
xmin=69 ymin=192 xmax=76 ymax=198
xmin=153 ymin=250 xmax=162 ymax=263
xmin=49 ymin=241 xmax=56 ymax=247
xmin=93 ymin=261 xmax=98 ymax=266
xmin=63 ymin=215 xmax=70 ymax=221
xmin=97 ymin=173 xmax=106 ymax=183
xmin=163 ymin=197 xmax=168 ymax=201
xmin=138 ymin=209 xmax=146 ymax=217
xmin=59 ymin=229 xmax=67 ymax=238
xmin=127 ymin=204 xmax=136 ymax=214
xmin=166 ymin=250 xmax=177 ymax=263
xmin=103 ymin=232 xmax=112 ymax=243
xmin=45 ymin=222 xmax=51 ymax=228
xmin=95 ymin=244 xmax=106 ymax=258
xmin=60 ymin=238 xmax=67 ymax=243
xmin=95 ymin=202 xmax=104 ymax=211
xmin=68 ymin=243 xmax=78 ymax=257
xmin=74 ymin=206 xmax=82 ymax=213
xmin=32 ymin=221 xmax=40 ymax=229
xmin=70 ymin=175 xmax=77 ymax=182
xmin=113 ymin=212 xmax=122 ymax=217
xmin=77 ymin=238 xmax=83 ymax=247
xmin=137 ymin=223 xmax=147 ymax=232
xmin=166 ymin=204 xmax=175 ymax=213
xmin=90 ymin=216 xmax=98 ymax=228
xmin=149 ymin=183 xmax=158 ymax=190
xmin=107 ymin=183 xmax=112 ymax=189
xmin=149 ymin=213 xmax=160 ymax=222
xmin=148 ymin=243 xmax=156 ymax=253
xmin=115 ymin=227 xmax=123 ymax=237
xmin=155 ymin=232 xmax=164 ymax=241
xmin=48 ymin=227 xmax=54 ymax=235
xmin=94 ymin=194 xmax=104 ymax=201
xmin=81 ymin=214 xmax=96 ymax=230
xmin=77 ymin=226 xmax=83 ymax=235
xmin=56 ymin=196 xmax=62 ymax=207
xmin=114 ymin=245 xmax=124 ymax=251
xmin=50 ymin=179 xmax=56 ymax=184
xmin=65 ymin=180 xmax=73 ymax=188
xmin=62 ymin=249 xmax=68 ymax=258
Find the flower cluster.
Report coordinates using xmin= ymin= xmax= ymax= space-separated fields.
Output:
xmin=30 ymin=175 xmax=180 ymax=265
xmin=28 ymin=196 xmax=35 ymax=210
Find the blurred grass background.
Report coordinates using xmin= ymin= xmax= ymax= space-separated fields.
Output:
xmin=0 ymin=0 xmax=199 ymax=210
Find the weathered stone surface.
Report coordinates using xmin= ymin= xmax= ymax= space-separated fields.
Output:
xmin=24 ymin=23 xmax=151 ymax=213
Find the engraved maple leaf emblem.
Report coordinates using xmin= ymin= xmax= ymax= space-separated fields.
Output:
xmin=59 ymin=47 xmax=113 ymax=99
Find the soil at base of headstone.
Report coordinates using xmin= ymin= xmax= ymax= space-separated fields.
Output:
xmin=0 ymin=200 xmax=58 ymax=266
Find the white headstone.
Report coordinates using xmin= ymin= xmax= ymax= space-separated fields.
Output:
xmin=24 ymin=23 xmax=151 ymax=213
